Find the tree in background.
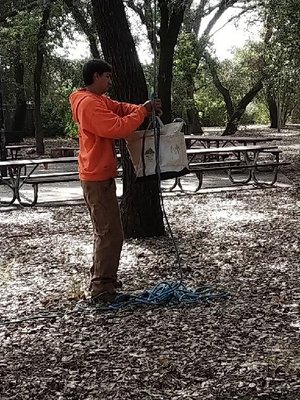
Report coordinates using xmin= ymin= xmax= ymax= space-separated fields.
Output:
xmin=0 ymin=1 xmax=32 ymax=140
xmin=263 ymin=0 xmax=300 ymax=130
xmin=128 ymin=0 xmax=189 ymax=123
xmin=191 ymin=43 xmax=269 ymax=128
xmin=129 ymin=0 xmax=261 ymax=132
xmin=0 ymin=0 xmax=69 ymax=150
xmin=34 ymin=0 xmax=52 ymax=154
xmin=172 ymin=32 xmax=204 ymax=133
xmin=63 ymin=0 xmax=101 ymax=58
xmin=42 ymin=57 xmax=82 ymax=137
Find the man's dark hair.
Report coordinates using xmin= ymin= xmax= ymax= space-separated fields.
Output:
xmin=82 ymin=59 xmax=112 ymax=86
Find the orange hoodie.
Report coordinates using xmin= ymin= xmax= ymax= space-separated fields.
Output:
xmin=69 ymin=88 xmax=148 ymax=181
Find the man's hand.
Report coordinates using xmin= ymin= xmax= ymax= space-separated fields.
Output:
xmin=143 ymin=98 xmax=163 ymax=116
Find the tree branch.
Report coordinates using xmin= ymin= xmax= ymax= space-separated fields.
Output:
xmin=210 ymin=4 xmax=258 ymax=37
xmin=223 ymin=78 xmax=264 ymax=134
xmin=203 ymin=0 xmax=242 ymax=37
xmin=0 ymin=0 xmax=39 ymax=25
xmin=126 ymin=0 xmax=155 ymax=50
xmin=204 ymin=51 xmax=234 ymax=117
xmin=63 ymin=0 xmax=100 ymax=58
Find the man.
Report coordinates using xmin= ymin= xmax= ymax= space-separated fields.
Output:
xmin=69 ymin=59 xmax=162 ymax=304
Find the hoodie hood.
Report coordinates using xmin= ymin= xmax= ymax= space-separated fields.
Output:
xmin=69 ymin=88 xmax=94 ymax=124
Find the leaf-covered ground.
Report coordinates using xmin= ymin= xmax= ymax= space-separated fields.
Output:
xmin=0 ymin=127 xmax=300 ymax=399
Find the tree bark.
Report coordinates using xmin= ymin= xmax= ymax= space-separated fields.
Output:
xmin=34 ymin=1 xmax=52 ymax=155
xmin=186 ymin=76 xmax=203 ymax=134
xmin=204 ymin=52 xmax=234 ymax=119
xmin=0 ymin=75 xmax=7 ymax=175
xmin=91 ymin=0 xmax=164 ymax=238
xmin=266 ymin=90 xmax=278 ymax=128
xmin=158 ymin=1 xmax=187 ymax=123
xmin=276 ymin=96 xmax=281 ymax=133
xmin=223 ymin=79 xmax=264 ymax=135
xmin=13 ymin=45 xmax=27 ymax=134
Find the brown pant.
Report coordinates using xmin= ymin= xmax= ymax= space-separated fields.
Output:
xmin=81 ymin=179 xmax=123 ymax=297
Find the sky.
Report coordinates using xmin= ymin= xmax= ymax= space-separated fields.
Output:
xmin=209 ymin=17 xmax=261 ymax=59
xmin=207 ymin=8 xmax=262 ymax=60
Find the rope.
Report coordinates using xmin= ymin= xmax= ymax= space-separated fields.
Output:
xmin=74 ymin=283 xmax=229 ymax=313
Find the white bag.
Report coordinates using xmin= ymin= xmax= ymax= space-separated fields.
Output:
xmin=126 ymin=119 xmax=189 ymax=180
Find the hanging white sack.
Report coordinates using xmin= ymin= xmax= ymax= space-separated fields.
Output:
xmin=126 ymin=118 xmax=189 ymax=180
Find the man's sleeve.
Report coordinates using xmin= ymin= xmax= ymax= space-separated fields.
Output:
xmin=106 ymin=97 xmax=140 ymax=116
xmin=80 ymin=99 xmax=148 ymax=139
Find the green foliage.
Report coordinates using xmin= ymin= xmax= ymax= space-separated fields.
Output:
xmin=41 ymin=57 xmax=82 ymax=137
xmin=196 ymin=96 xmax=226 ymax=126
xmin=172 ymin=31 xmax=269 ymax=127
xmin=194 ymin=67 xmax=227 ymax=126
xmin=172 ymin=32 xmax=201 ymax=119
xmin=193 ymin=42 xmax=270 ymax=127
xmin=239 ymin=101 xmax=270 ymax=125
xmin=0 ymin=0 xmax=83 ymax=136
xmin=264 ymin=0 xmax=300 ymax=99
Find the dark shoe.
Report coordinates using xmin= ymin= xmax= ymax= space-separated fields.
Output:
xmin=114 ymin=292 xmax=132 ymax=303
xmin=113 ymin=280 xmax=123 ymax=289
xmin=91 ymin=291 xmax=131 ymax=305
xmin=90 ymin=292 xmax=117 ymax=304
xmin=89 ymin=279 xmax=122 ymax=292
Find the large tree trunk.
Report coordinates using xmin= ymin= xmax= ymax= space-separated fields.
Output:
xmin=0 ymin=75 xmax=7 ymax=177
xmin=266 ymin=90 xmax=278 ymax=128
xmin=34 ymin=1 xmax=51 ymax=155
xmin=91 ymin=0 xmax=164 ymax=238
xmin=185 ymin=75 xmax=203 ymax=134
xmin=158 ymin=1 xmax=186 ymax=124
xmin=223 ymin=80 xmax=264 ymax=135
xmin=205 ymin=52 xmax=264 ymax=135
xmin=13 ymin=46 xmax=27 ymax=134
xmin=186 ymin=107 xmax=203 ymax=134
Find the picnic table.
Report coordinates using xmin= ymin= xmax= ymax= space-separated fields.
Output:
xmin=171 ymin=144 xmax=289 ymax=192
xmin=0 ymin=154 xmax=123 ymax=207
xmin=184 ymin=135 xmax=282 ymax=149
xmin=0 ymin=157 xmax=78 ymax=206
xmin=5 ymin=144 xmax=35 ymax=159
xmin=0 ymin=144 xmax=289 ymax=206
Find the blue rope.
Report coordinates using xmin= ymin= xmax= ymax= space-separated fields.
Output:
xmin=71 ymin=282 xmax=229 ymax=313
xmin=107 ymin=282 xmax=229 ymax=311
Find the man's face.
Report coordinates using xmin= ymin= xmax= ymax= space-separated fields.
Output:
xmin=94 ymin=71 xmax=112 ymax=94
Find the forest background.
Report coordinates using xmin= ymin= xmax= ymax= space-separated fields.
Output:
xmin=1 ymin=0 xmax=300 ymax=143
